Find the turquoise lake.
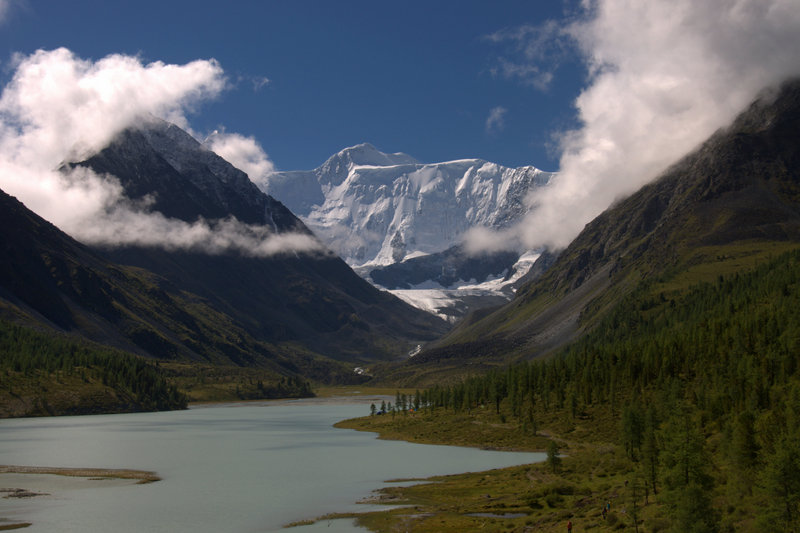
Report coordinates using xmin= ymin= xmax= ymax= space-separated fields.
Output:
xmin=0 ymin=398 xmax=543 ymax=532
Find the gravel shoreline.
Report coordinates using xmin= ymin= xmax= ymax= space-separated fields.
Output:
xmin=0 ymin=465 xmax=160 ymax=484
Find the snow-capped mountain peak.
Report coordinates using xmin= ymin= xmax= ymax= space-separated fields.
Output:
xmin=318 ymin=143 xmax=419 ymax=186
xmin=262 ymin=144 xmax=553 ymax=270
xmin=331 ymin=142 xmax=418 ymax=168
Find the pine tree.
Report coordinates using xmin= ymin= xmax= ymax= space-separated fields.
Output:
xmin=759 ymin=434 xmax=800 ymax=532
xmin=546 ymin=441 xmax=561 ymax=474
xmin=621 ymin=401 xmax=645 ymax=461
xmin=659 ymin=406 xmax=718 ymax=532
xmin=641 ymin=404 xmax=660 ymax=497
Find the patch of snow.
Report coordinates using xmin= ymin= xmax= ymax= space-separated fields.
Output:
xmin=390 ymin=288 xmax=462 ymax=321
xmin=403 ymin=250 xmax=430 ymax=261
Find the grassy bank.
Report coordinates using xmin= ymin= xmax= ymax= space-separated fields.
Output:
xmin=328 ymin=403 xmax=650 ymax=533
xmin=328 ymin=382 xmax=789 ymax=533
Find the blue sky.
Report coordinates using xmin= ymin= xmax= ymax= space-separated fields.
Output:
xmin=1 ymin=0 xmax=797 ymax=253
xmin=0 ymin=0 xmax=585 ymax=171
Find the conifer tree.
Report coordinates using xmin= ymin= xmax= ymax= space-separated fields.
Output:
xmin=659 ymin=406 xmax=718 ymax=533
xmin=760 ymin=434 xmax=800 ymax=532
xmin=546 ymin=441 xmax=561 ymax=474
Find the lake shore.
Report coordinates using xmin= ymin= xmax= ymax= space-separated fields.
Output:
xmin=0 ymin=466 xmax=161 ymax=531
xmin=317 ymin=408 xmax=636 ymax=532
xmin=1 ymin=398 xmax=544 ymax=533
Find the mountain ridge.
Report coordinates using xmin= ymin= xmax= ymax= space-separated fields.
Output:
xmin=394 ymin=78 xmax=800 ymax=381
xmin=263 ymin=143 xmax=553 ymax=320
xmin=71 ymin=119 xmax=448 ymax=364
xmin=265 ymin=144 xmax=553 ymax=268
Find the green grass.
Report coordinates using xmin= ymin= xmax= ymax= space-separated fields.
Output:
xmin=336 ymin=407 xmax=552 ymax=452
xmin=654 ymin=241 xmax=800 ymax=293
xmin=327 ymin=403 xmax=651 ymax=533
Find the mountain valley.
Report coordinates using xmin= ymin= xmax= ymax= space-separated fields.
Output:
xmin=0 ymin=119 xmax=449 ymax=415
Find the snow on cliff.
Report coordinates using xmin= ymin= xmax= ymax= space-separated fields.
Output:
xmin=262 ymin=143 xmax=553 ymax=269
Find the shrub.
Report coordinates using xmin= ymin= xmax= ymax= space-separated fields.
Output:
xmin=545 ymin=493 xmax=564 ymax=508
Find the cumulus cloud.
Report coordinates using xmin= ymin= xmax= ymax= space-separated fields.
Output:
xmin=485 ymin=106 xmax=508 ymax=135
xmin=0 ymin=48 xmax=318 ymax=257
xmin=205 ymin=129 xmax=276 ymax=189
xmin=471 ymin=0 xmax=800 ymax=253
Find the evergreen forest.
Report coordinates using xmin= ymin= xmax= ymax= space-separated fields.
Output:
xmin=0 ymin=320 xmax=187 ymax=416
xmin=363 ymin=248 xmax=800 ymax=531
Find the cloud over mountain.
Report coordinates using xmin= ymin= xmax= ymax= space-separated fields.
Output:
xmin=475 ymin=0 xmax=800 ymax=252
xmin=0 ymin=48 xmax=314 ymax=256
xmin=204 ymin=129 xmax=276 ymax=190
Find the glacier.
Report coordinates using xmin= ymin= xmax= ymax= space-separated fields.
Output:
xmin=258 ymin=143 xmax=554 ymax=321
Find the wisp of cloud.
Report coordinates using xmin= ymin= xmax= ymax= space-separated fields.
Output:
xmin=0 ymin=48 xmax=318 ymax=257
xmin=470 ymin=0 xmax=800 ymax=253
xmin=204 ymin=129 xmax=276 ymax=191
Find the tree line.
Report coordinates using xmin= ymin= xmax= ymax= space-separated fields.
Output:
xmin=408 ymin=248 xmax=800 ymax=531
xmin=0 ymin=320 xmax=186 ymax=412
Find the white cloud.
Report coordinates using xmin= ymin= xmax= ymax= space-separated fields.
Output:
xmin=75 ymin=205 xmax=323 ymax=257
xmin=471 ymin=0 xmax=800 ymax=253
xmin=252 ymin=76 xmax=271 ymax=91
xmin=0 ymin=0 xmax=12 ymax=23
xmin=485 ymin=106 xmax=508 ymax=135
xmin=462 ymin=226 xmax=520 ymax=255
xmin=1 ymin=48 xmax=226 ymax=164
xmin=0 ymin=48 xmax=321 ymax=257
xmin=485 ymin=20 xmax=571 ymax=90
xmin=205 ymin=129 xmax=276 ymax=189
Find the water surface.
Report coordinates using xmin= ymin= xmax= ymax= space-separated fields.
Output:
xmin=0 ymin=399 xmax=543 ymax=532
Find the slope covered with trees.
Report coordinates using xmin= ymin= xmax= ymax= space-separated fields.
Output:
xmin=335 ymin=79 xmax=800 ymax=531
xmin=0 ymin=319 xmax=186 ymax=417
xmin=0 ymin=184 xmax=354 ymax=416
xmin=344 ymin=247 xmax=800 ymax=531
